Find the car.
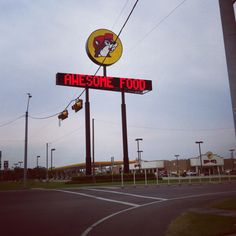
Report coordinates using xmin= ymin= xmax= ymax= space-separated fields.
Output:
xmin=229 ymin=170 xmax=236 ymax=175
xmin=186 ymin=171 xmax=197 ymax=176
xmin=158 ymin=170 xmax=168 ymax=177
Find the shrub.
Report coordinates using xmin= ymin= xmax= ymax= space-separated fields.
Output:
xmin=67 ymin=173 xmax=157 ymax=184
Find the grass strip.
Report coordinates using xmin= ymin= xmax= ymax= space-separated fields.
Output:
xmin=210 ymin=197 xmax=236 ymax=210
xmin=166 ymin=212 xmax=236 ymax=236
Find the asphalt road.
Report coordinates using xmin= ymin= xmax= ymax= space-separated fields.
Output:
xmin=0 ymin=183 xmax=236 ymax=236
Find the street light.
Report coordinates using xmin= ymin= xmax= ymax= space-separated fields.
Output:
xmin=23 ymin=93 xmax=32 ymax=188
xmin=174 ymin=154 xmax=180 ymax=176
xmin=195 ymin=141 xmax=203 ymax=174
xmin=36 ymin=156 xmax=40 ymax=168
xmin=51 ymin=148 xmax=56 ymax=171
xmin=139 ymin=150 xmax=143 ymax=159
xmin=229 ymin=149 xmax=235 ymax=169
xmin=135 ymin=138 xmax=143 ymax=168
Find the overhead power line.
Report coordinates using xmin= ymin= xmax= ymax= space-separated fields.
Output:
xmin=30 ymin=0 xmax=139 ymax=121
xmin=94 ymin=119 xmax=234 ymax=132
xmin=29 ymin=88 xmax=86 ymax=120
xmin=129 ymin=0 xmax=187 ymax=53
xmin=50 ymin=127 xmax=81 ymax=144
xmin=94 ymin=0 xmax=139 ymax=76
xmin=0 ymin=115 xmax=24 ymax=128
xmin=112 ymin=0 xmax=130 ymax=30
xmin=29 ymin=113 xmax=59 ymax=120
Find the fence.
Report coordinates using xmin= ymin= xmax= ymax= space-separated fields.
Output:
xmin=68 ymin=169 xmax=236 ymax=187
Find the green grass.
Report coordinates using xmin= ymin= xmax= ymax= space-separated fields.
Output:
xmin=210 ymin=197 xmax=236 ymax=210
xmin=0 ymin=181 xmax=26 ymax=190
xmin=0 ymin=181 xmax=67 ymax=190
xmin=0 ymin=180 xmax=125 ymax=191
xmin=0 ymin=179 xmax=161 ymax=191
xmin=0 ymin=176 xmax=236 ymax=191
xmin=166 ymin=212 xmax=236 ymax=236
xmin=166 ymin=197 xmax=236 ymax=236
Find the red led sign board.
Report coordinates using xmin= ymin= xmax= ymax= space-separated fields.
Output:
xmin=56 ymin=73 xmax=152 ymax=94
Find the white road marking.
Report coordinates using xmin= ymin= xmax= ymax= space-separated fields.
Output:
xmin=80 ymin=190 xmax=236 ymax=236
xmin=86 ymin=188 xmax=168 ymax=201
xmin=169 ymin=190 xmax=236 ymax=201
xmin=55 ymin=189 xmax=140 ymax=207
xmin=80 ymin=206 xmax=139 ymax=236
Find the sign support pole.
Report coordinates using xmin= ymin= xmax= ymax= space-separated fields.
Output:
xmin=103 ymin=65 xmax=129 ymax=173
xmin=85 ymin=88 xmax=92 ymax=175
xmin=103 ymin=66 xmax=107 ymax=77
xmin=121 ymin=91 xmax=129 ymax=173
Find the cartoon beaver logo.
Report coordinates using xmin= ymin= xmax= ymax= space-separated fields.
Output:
xmin=93 ymin=33 xmax=118 ymax=58
xmin=86 ymin=29 xmax=123 ymax=66
xmin=206 ymin=151 xmax=214 ymax=159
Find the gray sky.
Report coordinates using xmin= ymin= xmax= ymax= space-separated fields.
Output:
xmin=0 ymin=0 xmax=235 ymax=169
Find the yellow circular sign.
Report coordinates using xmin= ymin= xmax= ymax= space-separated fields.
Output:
xmin=206 ymin=151 xmax=214 ymax=159
xmin=86 ymin=29 xmax=123 ymax=66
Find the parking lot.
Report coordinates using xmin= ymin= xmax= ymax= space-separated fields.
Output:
xmin=1 ymin=183 xmax=236 ymax=236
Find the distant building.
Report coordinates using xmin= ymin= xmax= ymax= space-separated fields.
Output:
xmin=224 ymin=158 xmax=236 ymax=171
xmin=51 ymin=152 xmax=234 ymax=179
xmin=189 ymin=152 xmax=224 ymax=175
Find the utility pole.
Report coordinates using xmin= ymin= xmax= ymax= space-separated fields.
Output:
xmin=229 ymin=149 xmax=235 ymax=169
xmin=51 ymin=148 xmax=56 ymax=171
xmin=46 ymin=143 xmax=49 ymax=181
xmin=36 ymin=156 xmax=40 ymax=168
xmin=23 ymin=93 xmax=32 ymax=188
xmin=219 ymin=0 xmax=236 ymax=138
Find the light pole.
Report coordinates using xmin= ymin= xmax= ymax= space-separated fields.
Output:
xmin=23 ymin=93 xmax=32 ymax=188
xmin=139 ymin=150 xmax=143 ymax=161
xmin=50 ymin=148 xmax=56 ymax=171
xmin=229 ymin=149 xmax=235 ymax=169
xmin=195 ymin=141 xmax=203 ymax=175
xmin=175 ymin=154 xmax=180 ymax=176
xmin=36 ymin=156 xmax=40 ymax=168
xmin=135 ymin=138 xmax=143 ymax=168
xmin=111 ymin=156 xmax=114 ymax=181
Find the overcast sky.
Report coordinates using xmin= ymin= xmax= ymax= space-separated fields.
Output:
xmin=0 ymin=0 xmax=236 ymax=169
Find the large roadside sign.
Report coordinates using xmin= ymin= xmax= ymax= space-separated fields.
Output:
xmin=56 ymin=73 xmax=152 ymax=95
xmin=56 ymin=27 xmax=153 ymax=175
